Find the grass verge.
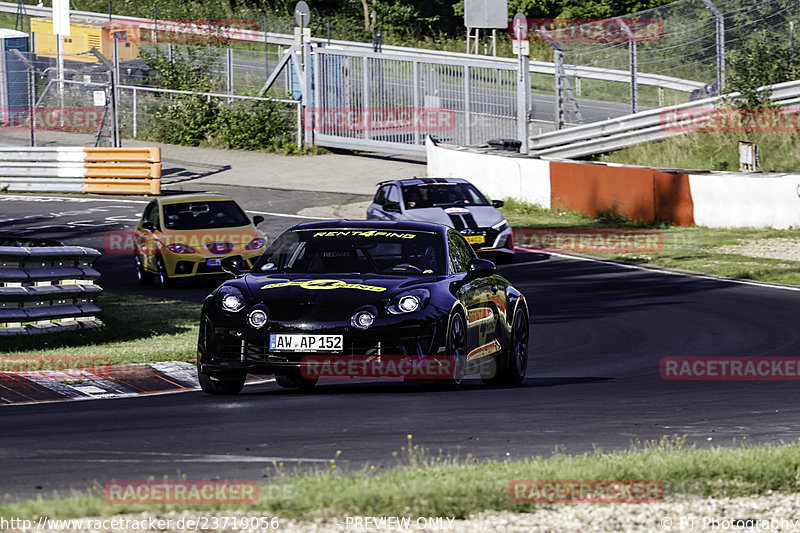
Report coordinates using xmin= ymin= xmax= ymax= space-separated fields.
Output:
xmin=595 ymin=130 xmax=800 ymax=173
xmin=500 ymin=199 xmax=800 ymax=286
xmin=2 ymin=436 xmax=799 ymax=520
xmin=0 ymin=290 xmax=200 ymax=364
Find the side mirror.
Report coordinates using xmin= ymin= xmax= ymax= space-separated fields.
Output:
xmin=252 ymin=215 xmax=265 ymax=226
xmin=221 ymin=255 xmax=246 ymax=277
xmin=384 ymin=201 xmax=401 ymax=213
xmin=141 ymin=221 xmax=155 ymax=232
xmin=492 ymin=199 xmax=505 ymax=208
xmin=466 ymin=257 xmax=496 ymax=279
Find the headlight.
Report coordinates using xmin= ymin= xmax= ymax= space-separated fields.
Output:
xmin=246 ymin=237 xmax=266 ymax=250
xmin=492 ymin=220 xmax=509 ymax=231
xmin=351 ymin=310 xmax=375 ymax=329
xmin=248 ymin=309 xmax=268 ymax=328
xmin=166 ymin=242 xmax=196 ymax=254
xmin=219 ymin=287 xmax=245 ymax=312
xmin=386 ymin=289 xmax=430 ymax=314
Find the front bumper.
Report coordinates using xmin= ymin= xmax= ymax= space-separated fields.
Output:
xmin=462 ymin=226 xmax=514 ymax=255
xmin=163 ymin=250 xmax=262 ymax=278
xmin=199 ymin=312 xmax=449 ymax=377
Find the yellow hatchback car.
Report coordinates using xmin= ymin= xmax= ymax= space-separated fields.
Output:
xmin=134 ymin=193 xmax=267 ymax=287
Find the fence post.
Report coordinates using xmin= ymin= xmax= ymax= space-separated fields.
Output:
xmin=132 ymin=87 xmax=137 ymax=138
xmin=226 ymin=47 xmax=234 ymax=101
xmin=554 ymin=49 xmax=564 ymax=130
xmin=264 ymin=15 xmax=272 ymax=77
xmin=303 ymin=41 xmax=313 ymax=147
xmin=701 ymin=0 xmax=725 ymax=93
xmin=615 ymin=18 xmax=638 ymax=115
xmin=362 ymin=56 xmax=371 ymax=142
xmin=630 ymin=37 xmax=637 ymax=114
xmin=517 ymin=55 xmax=530 ymax=154
xmin=464 ymin=64 xmax=471 ymax=145
xmin=412 ymin=60 xmax=420 ymax=147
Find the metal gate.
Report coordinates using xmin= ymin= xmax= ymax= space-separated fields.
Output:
xmin=301 ymin=47 xmax=525 ymax=155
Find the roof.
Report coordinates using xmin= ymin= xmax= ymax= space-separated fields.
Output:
xmin=288 ymin=219 xmax=449 ymax=234
xmin=376 ymin=177 xmax=469 ymax=187
xmin=157 ymin=193 xmax=233 ymax=205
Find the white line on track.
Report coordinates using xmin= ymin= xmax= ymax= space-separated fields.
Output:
xmin=515 ymin=247 xmax=800 ymax=293
xmin=0 ymin=194 xmax=329 ymax=220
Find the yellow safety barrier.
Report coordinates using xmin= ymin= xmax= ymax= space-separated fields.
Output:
xmin=84 ymin=178 xmax=161 ymax=195
xmin=82 ymin=147 xmax=162 ymax=195
xmin=0 ymin=147 xmax=162 ymax=195
xmin=83 ymin=147 xmax=161 ymax=163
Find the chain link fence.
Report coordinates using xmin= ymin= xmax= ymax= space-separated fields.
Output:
xmin=545 ymin=0 xmax=800 ymax=126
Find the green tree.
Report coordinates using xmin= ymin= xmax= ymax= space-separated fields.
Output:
xmin=726 ymin=29 xmax=800 ymax=109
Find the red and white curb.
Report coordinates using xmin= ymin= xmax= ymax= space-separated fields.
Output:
xmin=0 ymin=361 xmax=271 ymax=405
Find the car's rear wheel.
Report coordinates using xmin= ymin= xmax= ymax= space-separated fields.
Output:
xmin=156 ymin=256 xmax=173 ymax=288
xmin=444 ymin=312 xmax=467 ymax=387
xmin=275 ymin=370 xmax=318 ymax=390
xmin=483 ymin=304 xmax=528 ymax=385
xmin=197 ymin=369 xmax=246 ymax=395
xmin=135 ymin=254 xmax=154 ymax=285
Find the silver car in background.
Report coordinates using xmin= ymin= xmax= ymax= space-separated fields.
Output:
xmin=366 ymin=177 xmax=514 ymax=264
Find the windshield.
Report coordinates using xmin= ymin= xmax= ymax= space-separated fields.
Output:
xmin=402 ymin=183 xmax=490 ymax=210
xmin=252 ymin=229 xmax=446 ymax=275
xmin=162 ymin=200 xmax=250 ymax=230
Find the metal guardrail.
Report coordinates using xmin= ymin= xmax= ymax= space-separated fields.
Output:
xmin=0 ymin=1 xmax=703 ymax=93
xmin=530 ymin=79 xmax=800 ymax=159
xmin=0 ymin=240 xmax=102 ymax=336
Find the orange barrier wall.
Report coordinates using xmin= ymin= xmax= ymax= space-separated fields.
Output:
xmin=549 ymin=161 xmax=695 ymax=226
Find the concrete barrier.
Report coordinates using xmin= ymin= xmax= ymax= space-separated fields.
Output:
xmin=426 ymin=137 xmax=800 ymax=229
xmin=426 ymin=138 xmax=550 ymax=207
xmin=0 ymin=147 xmax=161 ymax=195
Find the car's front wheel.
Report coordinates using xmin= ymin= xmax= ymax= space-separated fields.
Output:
xmin=197 ymin=370 xmax=246 ymax=395
xmin=134 ymin=254 xmax=154 ymax=285
xmin=156 ymin=256 xmax=173 ymax=288
xmin=444 ymin=312 xmax=468 ymax=387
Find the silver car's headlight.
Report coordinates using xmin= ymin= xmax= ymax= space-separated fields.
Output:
xmin=386 ymin=289 xmax=430 ymax=314
xmin=492 ymin=219 xmax=510 ymax=231
xmin=219 ymin=287 xmax=245 ymax=312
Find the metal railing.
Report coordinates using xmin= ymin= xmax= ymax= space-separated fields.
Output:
xmin=529 ymin=79 xmax=800 ymax=159
xmin=0 ymin=1 xmax=704 ymax=93
xmin=0 ymin=240 xmax=102 ymax=336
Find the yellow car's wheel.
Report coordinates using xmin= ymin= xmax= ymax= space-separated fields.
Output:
xmin=156 ymin=256 xmax=174 ymax=289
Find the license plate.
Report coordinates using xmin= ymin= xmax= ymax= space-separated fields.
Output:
xmin=270 ymin=334 xmax=343 ymax=352
xmin=206 ymin=258 xmax=222 ymax=267
xmin=464 ymin=235 xmax=485 ymax=244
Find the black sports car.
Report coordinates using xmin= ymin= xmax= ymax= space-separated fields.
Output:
xmin=196 ymin=220 xmax=529 ymax=395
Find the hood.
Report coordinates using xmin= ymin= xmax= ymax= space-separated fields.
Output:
xmin=402 ymin=206 xmax=504 ymax=229
xmin=243 ymin=274 xmax=435 ymax=322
